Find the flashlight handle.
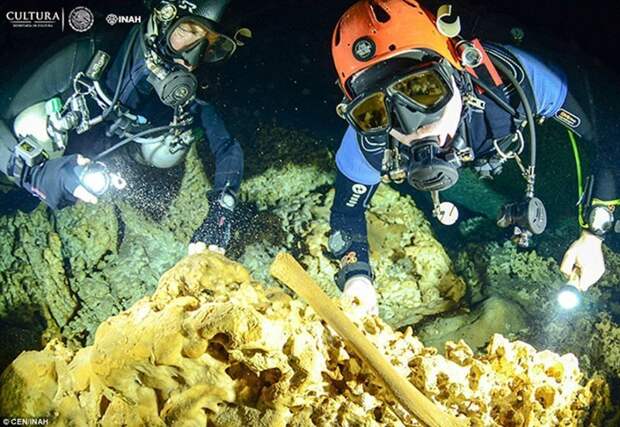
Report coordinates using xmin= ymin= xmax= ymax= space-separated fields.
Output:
xmin=566 ymin=270 xmax=581 ymax=288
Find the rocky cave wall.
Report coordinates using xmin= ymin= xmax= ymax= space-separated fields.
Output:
xmin=0 ymin=126 xmax=465 ymax=361
xmin=0 ymin=252 xmax=614 ymax=426
xmin=0 ymin=126 xmax=620 ymax=424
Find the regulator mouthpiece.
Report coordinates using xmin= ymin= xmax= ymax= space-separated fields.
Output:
xmin=557 ymin=284 xmax=581 ymax=310
xmin=407 ymin=138 xmax=460 ymax=192
xmin=147 ymin=69 xmax=197 ymax=108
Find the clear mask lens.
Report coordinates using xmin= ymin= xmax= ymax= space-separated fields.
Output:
xmin=349 ymin=92 xmax=389 ymax=133
xmin=168 ymin=18 xmax=236 ymax=64
xmin=169 ymin=19 xmax=210 ymax=53
xmin=390 ymin=69 xmax=449 ymax=110
xmin=202 ymin=33 xmax=237 ymax=63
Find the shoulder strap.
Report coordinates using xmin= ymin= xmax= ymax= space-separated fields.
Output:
xmin=463 ymin=39 xmax=503 ymax=88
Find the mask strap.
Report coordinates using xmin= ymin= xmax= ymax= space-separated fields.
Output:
xmin=388 ymin=129 xmax=416 ymax=146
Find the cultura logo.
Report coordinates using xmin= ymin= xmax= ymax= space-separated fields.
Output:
xmin=5 ymin=10 xmax=63 ymax=29
xmin=105 ymin=13 xmax=142 ymax=26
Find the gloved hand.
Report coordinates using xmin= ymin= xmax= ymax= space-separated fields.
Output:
xmin=21 ymin=154 xmax=98 ymax=210
xmin=188 ymin=190 xmax=236 ymax=256
xmin=340 ymin=275 xmax=379 ymax=316
xmin=560 ymin=230 xmax=605 ymax=291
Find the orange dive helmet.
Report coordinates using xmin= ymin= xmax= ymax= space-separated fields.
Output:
xmin=332 ymin=0 xmax=460 ymax=99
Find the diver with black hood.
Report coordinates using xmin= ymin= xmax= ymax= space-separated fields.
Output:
xmin=0 ymin=0 xmax=249 ymax=255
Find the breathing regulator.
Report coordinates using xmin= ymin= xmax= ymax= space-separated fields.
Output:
xmin=428 ymin=4 xmax=546 ymax=246
xmin=12 ymin=0 xmax=251 ymax=198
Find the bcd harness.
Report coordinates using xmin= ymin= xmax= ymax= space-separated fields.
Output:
xmin=11 ymin=24 xmax=199 ymax=184
xmin=379 ymin=40 xmax=545 ymax=247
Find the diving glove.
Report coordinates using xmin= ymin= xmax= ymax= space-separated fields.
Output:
xmin=13 ymin=154 xmax=98 ymax=210
xmin=189 ymin=189 xmax=236 ymax=255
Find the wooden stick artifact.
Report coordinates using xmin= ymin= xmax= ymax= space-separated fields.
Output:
xmin=270 ymin=252 xmax=463 ymax=427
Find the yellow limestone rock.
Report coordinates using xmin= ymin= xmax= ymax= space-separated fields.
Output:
xmin=0 ymin=253 xmax=611 ymax=425
xmin=302 ymin=185 xmax=466 ymax=328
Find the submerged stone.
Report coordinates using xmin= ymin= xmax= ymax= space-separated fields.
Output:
xmin=0 ymin=252 xmax=612 ymax=425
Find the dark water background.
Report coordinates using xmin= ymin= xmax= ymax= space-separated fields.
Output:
xmin=0 ymin=0 xmax=619 ymax=254
xmin=1 ymin=0 xmax=620 ymax=413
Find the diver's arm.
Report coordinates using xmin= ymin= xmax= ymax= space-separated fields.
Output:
xmin=0 ymin=37 xmax=96 ymax=192
xmin=329 ymin=126 xmax=383 ymax=289
xmin=329 ymin=168 xmax=378 ymax=290
xmin=551 ymin=86 xmax=613 ymax=289
xmin=188 ymin=101 xmax=244 ymax=254
xmin=197 ymin=101 xmax=244 ymax=193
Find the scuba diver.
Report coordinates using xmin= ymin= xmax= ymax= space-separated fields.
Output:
xmin=0 ymin=0 xmax=248 ymax=255
xmin=328 ymin=0 xmax=619 ymax=314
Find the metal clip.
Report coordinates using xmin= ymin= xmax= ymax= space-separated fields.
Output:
xmin=462 ymin=93 xmax=486 ymax=111
xmin=431 ymin=191 xmax=459 ymax=225
xmin=456 ymin=147 xmax=474 ymax=162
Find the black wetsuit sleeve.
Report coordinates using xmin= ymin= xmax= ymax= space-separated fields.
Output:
xmin=197 ymin=101 xmax=244 ymax=193
xmin=329 ymin=169 xmax=379 ymax=288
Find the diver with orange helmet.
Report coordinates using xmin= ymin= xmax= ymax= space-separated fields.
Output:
xmin=328 ymin=0 xmax=619 ymax=313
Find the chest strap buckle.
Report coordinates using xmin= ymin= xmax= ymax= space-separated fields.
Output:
xmin=463 ymin=93 xmax=486 ymax=111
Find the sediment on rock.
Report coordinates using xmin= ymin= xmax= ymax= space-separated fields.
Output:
xmin=0 ymin=252 xmax=613 ymax=426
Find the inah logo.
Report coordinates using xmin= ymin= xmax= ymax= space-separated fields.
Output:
xmin=68 ymin=6 xmax=93 ymax=32
xmin=106 ymin=13 xmax=118 ymax=25
xmin=106 ymin=13 xmax=142 ymax=26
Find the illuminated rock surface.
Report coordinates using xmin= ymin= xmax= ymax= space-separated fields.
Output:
xmin=238 ymin=128 xmax=466 ymax=328
xmin=1 ymin=126 xmax=619 ymax=422
xmin=0 ymin=253 xmax=613 ymax=425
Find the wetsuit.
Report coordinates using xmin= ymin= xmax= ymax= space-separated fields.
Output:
xmin=0 ymin=26 xmax=243 ymax=208
xmin=330 ymin=43 xmax=619 ymax=288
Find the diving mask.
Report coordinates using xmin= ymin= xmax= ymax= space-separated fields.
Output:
xmin=337 ymin=61 xmax=454 ymax=136
xmin=166 ymin=17 xmax=237 ymax=67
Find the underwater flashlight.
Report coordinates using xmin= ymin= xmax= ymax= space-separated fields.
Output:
xmin=557 ymin=284 xmax=581 ymax=310
xmin=82 ymin=164 xmax=108 ymax=195
xmin=77 ymin=161 xmax=126 ymax=196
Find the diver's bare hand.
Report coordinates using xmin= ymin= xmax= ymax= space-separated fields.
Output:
xmin=340 ymin=275 xmax=379 ymax=316
xmin=560 ymin=230 xmax=605 ymax=291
